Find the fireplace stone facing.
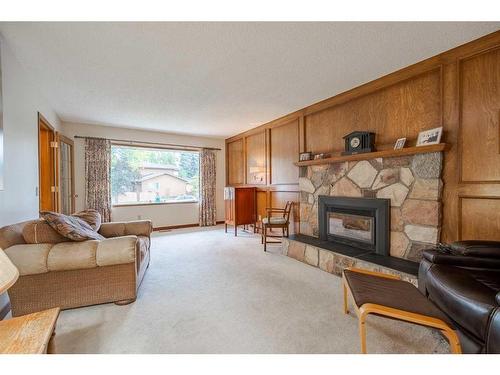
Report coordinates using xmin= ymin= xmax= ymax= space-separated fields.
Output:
xmin=298 ymin=152 xmax=443 ymax=262
xmin=281 ymin=235 xmax=418 ymax=284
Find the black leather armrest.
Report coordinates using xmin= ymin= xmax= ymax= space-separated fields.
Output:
xmin=487 ymin=309 xmax=500 ymax=353
xmin=450 ymin=241 xmax=500 ymax=259
xmin=423 ymin=249 xmax=500 ymax=269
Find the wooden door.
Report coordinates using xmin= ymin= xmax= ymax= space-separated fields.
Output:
xmin=38 ymin=114 xmax=57 ymax=212
xmin=56 ymin=134 xmax=75 ymax=214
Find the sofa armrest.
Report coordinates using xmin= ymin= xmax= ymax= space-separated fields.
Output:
xmin=423 ymin=249 xmax=500 ymax=269
xmin=450 ymin=241 xmax=500 ymax=259
xmin=99 ymin=220 xmax=153 ymax=238
xmin=487 ymin=308 xmax=500 ymax=353
xmin=96 ymin=235 xmax=137 ymax=267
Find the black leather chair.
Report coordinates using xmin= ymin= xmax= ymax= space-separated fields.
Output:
xmin=419 ymin=241 xmax=500 ymax=353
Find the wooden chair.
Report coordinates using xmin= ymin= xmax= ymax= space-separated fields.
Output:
xmin=261 ymin=201 xmax=293 ymax=252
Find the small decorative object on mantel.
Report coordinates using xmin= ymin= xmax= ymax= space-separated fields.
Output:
xmin=313 ymin=153 xmax=330 ymax=160
xmin=416 ymin=126 xmax=443 ymax=146
xmin=299 ymin=152 xmax=312 ymax=161
xmin=342 ymin=131 xmax=375 ymax=156
xmin=394 ymin=137 xmax=406 ymax=150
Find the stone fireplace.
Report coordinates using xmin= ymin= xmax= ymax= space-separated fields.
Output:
xmin=318 ymin=196 xmax=390 ymax=256
xmin=281 ymin=151 xmax=444 ymax=283
xmin=298 ymin=152 xmax=443 ymax=262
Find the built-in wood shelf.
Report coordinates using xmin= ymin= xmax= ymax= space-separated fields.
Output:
xmin=294 ymin=143 xmax=448 ymax=167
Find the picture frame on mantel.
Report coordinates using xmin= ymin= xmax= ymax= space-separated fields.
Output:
xmin=394 ymin=137 xmax=406 ymax=150
xmin=299 ymin=152 xmax=312 ymax=161
xmin=416 ymin=126 xmax=443 ymax=147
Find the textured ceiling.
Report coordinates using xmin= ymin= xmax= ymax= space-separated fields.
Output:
xmin=0 ymin=22 xmax=498 ymax=137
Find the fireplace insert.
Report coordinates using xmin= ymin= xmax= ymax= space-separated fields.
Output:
xmin=318 ymin=196 xmax=390 ymax=256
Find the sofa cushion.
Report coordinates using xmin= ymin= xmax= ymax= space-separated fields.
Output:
xmin=4 ymin=244 xmax=52 ymax=275
xmin=124 ymin=221 xmax=152 ymax=237
xmin=98 ymin=222 xmax=126 ymax=238
xmin=47 ymin=240 xmax=98 ymax=271
xmin=72 ymin=209 xmax=102 ymax=231
xmin=22 ymin=220 xmax=70 ymax=244
xmin=0 ymin=221 xmax=31 ymax=250
xmin=425 ymin=264 xmax=500 ymax=341
xmin=96 ymin=235 xmax=136 ymax=267
xmin=41 ymin=211 xmax=105 ymax=241
xmin=99 ymin=220 xmax=152 ymax=238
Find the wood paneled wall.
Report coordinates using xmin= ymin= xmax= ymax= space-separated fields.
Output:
xmin=225 ymin=30 xmax=500 ymax=242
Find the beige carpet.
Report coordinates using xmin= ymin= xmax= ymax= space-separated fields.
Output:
xmin=53 ymin=225 xmax=447 ymax=354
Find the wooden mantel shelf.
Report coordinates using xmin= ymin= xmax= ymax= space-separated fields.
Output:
xmin=294 ymin=143 xmax=448 ymax=167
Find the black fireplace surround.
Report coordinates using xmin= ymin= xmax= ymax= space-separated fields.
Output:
xmin=318 ymin=196 xmax=390 ymax=257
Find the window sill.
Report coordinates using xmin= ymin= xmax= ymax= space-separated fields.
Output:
xmin=112 ymin=200 xmax=198 ymax=208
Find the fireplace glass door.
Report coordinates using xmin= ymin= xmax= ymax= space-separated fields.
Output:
xmin=327 ymin=212 xmax=375 ymax=245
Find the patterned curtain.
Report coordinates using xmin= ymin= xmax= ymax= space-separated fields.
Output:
xmin=84 ymin=138 xmax=112 ymax=222
xmin=199 ymin=149 xmax=217 ymax=226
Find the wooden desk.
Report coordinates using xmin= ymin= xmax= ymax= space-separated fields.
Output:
xmin=0 ymin=307 xmax=60 ymax=354
xmin=224 ymin=186 xmax=256 ymax=236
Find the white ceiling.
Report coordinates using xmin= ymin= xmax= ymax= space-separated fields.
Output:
xmin=0 ymin=22 xmax=499 ymax=138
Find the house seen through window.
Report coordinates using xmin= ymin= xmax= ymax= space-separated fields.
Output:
xmin=111 ymin=145 xmax=199 ymax=205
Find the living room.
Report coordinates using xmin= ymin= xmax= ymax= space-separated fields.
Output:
xmin=0 ymin=2 xmax=500 ymax=373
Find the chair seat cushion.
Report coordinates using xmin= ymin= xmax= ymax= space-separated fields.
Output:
xmin=262 ymin=217 xmax=287 ymax=224
xmin=4 ymin=244 xmax=52 ymax=275
xmin=425 ymin=264 xmax=500 ymax=341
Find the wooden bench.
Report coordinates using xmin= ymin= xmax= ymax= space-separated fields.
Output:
xmin=342 ymin=267 xmax=461 ymax=354
xmin=0 ymin=307 xmax=60 ymax=354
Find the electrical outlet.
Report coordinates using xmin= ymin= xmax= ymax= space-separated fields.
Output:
xmin=137 ymin=215 xmax=142 ymax=220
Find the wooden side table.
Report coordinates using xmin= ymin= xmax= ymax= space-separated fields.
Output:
xmin=0 ymin=307 xmax=60 ymax=354
xmin=342 ymin=267 xmax=461 ymax=354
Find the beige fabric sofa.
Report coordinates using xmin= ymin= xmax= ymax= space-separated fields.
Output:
xmin=0 ymin=220 xmax=152 ymax=317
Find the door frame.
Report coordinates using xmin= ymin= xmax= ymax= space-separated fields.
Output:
xmin=56 ymin=133 xmax=76 ymax=214
xmin=38 ymin=112 xmax=57 ymax=212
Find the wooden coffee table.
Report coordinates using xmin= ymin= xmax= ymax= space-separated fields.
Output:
xmin=342 ymin=267 xmax=461 ymax=354
xmin=0 ymin=307 xmax=60 ymax=354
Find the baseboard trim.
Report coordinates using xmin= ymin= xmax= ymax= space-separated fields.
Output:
xmin=154 ymin=221 xmax=224 ymax=232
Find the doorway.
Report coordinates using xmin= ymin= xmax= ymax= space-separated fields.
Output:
xmin=57 ymin=134 xmax=75 ymax=214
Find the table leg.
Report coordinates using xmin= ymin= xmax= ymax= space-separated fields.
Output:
xmin=47 ymin=330 xmax=56 ymax=354
xmin=359 ymin=313 xmax=368 ymax=354
xmin=441 ymin=329 xmax=462 ymax=354
xmin=343 ymin=282 xmax=349 ymax=315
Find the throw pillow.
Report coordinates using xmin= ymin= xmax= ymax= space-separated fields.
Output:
xmin=72 ymin=209 xmax=102 ymax=231
xmin=22 ymin=219 xmax=70 ymax=244
xmin=40 ymin=211 xmax=105 ymax=241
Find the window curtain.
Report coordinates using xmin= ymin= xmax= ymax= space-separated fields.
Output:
xmin=85 ymin=138 xmax=112 ymax=222
xmin=199 ymin=149 xmax=217 ymax=226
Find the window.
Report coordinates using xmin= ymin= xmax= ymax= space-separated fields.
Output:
xmin=111 ymin=145 xmax=199 ymax=205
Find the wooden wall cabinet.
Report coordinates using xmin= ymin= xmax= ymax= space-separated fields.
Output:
xmin=224 ymin=187 xmax=256 ymax=236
